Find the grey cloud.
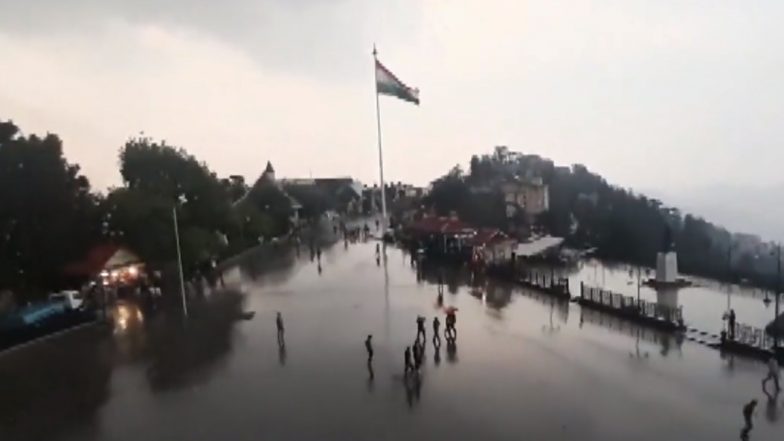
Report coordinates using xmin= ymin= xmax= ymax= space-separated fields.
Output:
xmin=0 ymin=0 xmax=420 ymax=80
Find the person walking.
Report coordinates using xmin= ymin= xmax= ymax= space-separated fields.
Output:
xmin=728 ymin=309 xmax=736 ymax=340
xmin=432 ymin=317 xmax=441 ymax=346
xmin=412 ymin=340 xmax=423 ymax=371
xmin=365 ymin=335 xmax=374 ymax=363
xmin=763 ymin=356 xmax=780 ymax=392
xmin=276 ymin=312 xmax=285 ymax=346
xmin=404 ymin=346 xmax=414 ymax=375
xmin=445 ymin=310 xmax=457 ymax=340
xmin=416 ymin=315 xmax=426 ymax=342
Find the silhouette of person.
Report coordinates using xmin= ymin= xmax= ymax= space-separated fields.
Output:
xmin=434 ymin=345 xmax=441 ymax=366
xmin=317 ymin=263 xmax=322 ymax=274
xmin=316 ymin=247 xmax=322 ymax=261
xmin=432 ymin=317 xmax=441 ymax=346
xmin=728 ymin=309 xmax=736 ymax=340
xmin=404 ymin=346 xmax=414 ymax=375
xmin=365 ymin=335 xmax=374 ymax=363
xmin=763 ymin=356 xmax=780 ymax=393
xmin=276 ymin=312 xmax=285 ymax=346
xmin=376 ymin=243 xmax=380 ymax=256
xmin=376 ymin=256 xmax=380 ymax=266
xmin=437 ymin=292 xmax=444 ymax=307
xmin=416 ymin=316 xmax=426 ymax=342
xmin=413 ymin=340 xmax=423 ymax=370
xmin=446 ymin=311 xmax=457 ymax=340
xmin=741 ymin=399 xmax=757 ymax=440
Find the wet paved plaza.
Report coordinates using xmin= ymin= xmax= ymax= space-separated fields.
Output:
xmin=1 ymin=241 xmax=782 ymax=441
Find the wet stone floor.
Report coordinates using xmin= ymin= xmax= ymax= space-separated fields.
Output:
xmin=0 ymin=241 xmax=782 ymax=441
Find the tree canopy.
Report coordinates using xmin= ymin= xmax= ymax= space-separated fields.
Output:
xmin=427 ymin=147 xmax=780 ymax=288
xmin=0 ymin=121 xmax=102 ymax=295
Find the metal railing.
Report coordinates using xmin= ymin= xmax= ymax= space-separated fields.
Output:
xmin=519 ymin=271 xmax=570 ymax=294
xmin=580 ymin=284 xmax=683 ymax=324
xmin=730 ymin=322 xmax=776 ymax=351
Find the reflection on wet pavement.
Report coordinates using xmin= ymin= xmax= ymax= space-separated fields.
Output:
xmin=1 ymin=241 xmax=781 ymax=441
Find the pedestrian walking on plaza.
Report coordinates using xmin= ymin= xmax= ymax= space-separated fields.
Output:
xmin=416 ymin=315 xmax=427 ymax=342
xmin=413 ymin=340 xmax=423 ymax=371
xmin=763 ymin=356 xmax=780 ymax=393
xmin=741 ymin=399 xmax=757 ymax=440
xmin=432 ymin=317 xmax=441 ymax=346
xmin=365 ymin=335 xmax=374 ymax=363
xmin=404 ymin=346 xmax=414 ymax=375
xmin=276 ymin=312 xmax=285 ymax=347
xmin=445 ymin=309 xmax=457 ymax=340
xmin=728 ymin=309 xmax=736 ymax=340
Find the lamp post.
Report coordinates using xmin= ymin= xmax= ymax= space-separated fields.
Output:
xmin=727 ymin=242 xmax=733 ymax=312
xmin=173 ymin=199 xmax=188 ymax=318
xmin=775 ymin=243 xmax=781 ymax=349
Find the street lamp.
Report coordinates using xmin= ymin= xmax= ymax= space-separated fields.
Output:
xmin=726 ymin=242 xmax=734 ymax=312
xmin=775 ymin=243 xmax=781 ymax=349
xmin=173 ymin=195 xmax=188 ymax=318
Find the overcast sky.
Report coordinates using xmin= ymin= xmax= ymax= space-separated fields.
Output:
xmin=2 ymin=1 xmax=783 ymax=229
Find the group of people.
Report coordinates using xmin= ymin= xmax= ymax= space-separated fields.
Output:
xmin=405 ymin=311 xmax=458 ymax=375
xmin=361 ymin=310 xmax=459 ymax=379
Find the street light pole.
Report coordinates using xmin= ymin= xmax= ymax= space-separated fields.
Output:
xmin=636 ymin=265 xmax=641 ymax=305
xmin=727 ymin=243 xmax=732 ymax=312
xmin=173 ymin=206 xmax=188 ymax=318
xmin=775 ymin=243 xmax=781 ymax=349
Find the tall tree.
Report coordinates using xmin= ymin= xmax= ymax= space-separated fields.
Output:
xmin=0 ymin=120 xmax=101 ymax=297
xmin=107 ymin=138 xmax=233 ymax=273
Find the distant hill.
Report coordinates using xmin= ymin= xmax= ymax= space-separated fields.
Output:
xmin=648 ymin=184 xmax=784 ymax=244
xmin=425 ymin=147 xmax=781 ymax=289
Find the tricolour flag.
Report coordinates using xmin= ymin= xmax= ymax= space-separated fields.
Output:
xmin=375 ymin=59 xmax=419 ymax=105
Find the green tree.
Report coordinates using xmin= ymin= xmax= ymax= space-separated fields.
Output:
xmin=108 ymin=138 xmax=233 ymax=273
xmin=0 ymin=120 xmax=101 ymax=297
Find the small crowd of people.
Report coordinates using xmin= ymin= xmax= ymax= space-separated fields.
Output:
xmin=362 ymin=308 xmax=458 ymax=380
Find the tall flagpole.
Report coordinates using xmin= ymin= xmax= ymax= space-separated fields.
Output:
xmin=373 ymin=45 xmax=388 ymax=238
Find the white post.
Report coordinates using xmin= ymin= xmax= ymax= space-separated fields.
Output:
xmin=373 ymin=46 xmax=388 ymax=238
xmin=173 ymin=206 xmax=188 ymax=318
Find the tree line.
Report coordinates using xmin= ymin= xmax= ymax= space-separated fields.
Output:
xmin=0 ymin=120 xmax=302 ymax=301
xmin=425 ymin=146 xmax=782 ymax=291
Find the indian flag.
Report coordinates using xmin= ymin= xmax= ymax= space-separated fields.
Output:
xmin=375 ymin=59 xmax=419 ymax=105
